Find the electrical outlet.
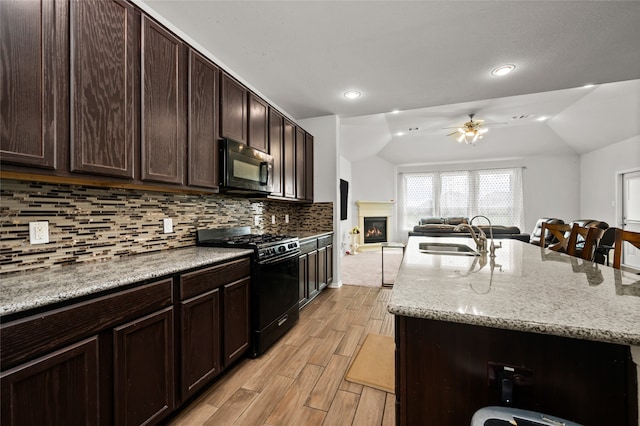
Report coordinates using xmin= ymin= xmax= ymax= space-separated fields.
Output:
xmin=29 ymin=221 xmax=49 ymax=244
xmin=285 ymin=214 xmax=289 ymax=224
xmin=163 ymin=218 xmax=173 ymax=233
xmin=271 ymin=215 xmax=276 ymax=224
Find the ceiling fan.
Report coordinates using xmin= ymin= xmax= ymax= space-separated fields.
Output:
xmin=444 ymin=114 xmax=506 ymax=145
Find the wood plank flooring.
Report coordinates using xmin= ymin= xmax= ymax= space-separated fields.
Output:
xmin=167 ymin=285 xmax=395 ymax=426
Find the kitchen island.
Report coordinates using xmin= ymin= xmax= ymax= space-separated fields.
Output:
xmin=388 ymin=236 xmax=639 ymax=425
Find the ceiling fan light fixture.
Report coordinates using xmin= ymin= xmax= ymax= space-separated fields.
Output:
xmin=491 ymin=64 xmax=516 ymax=76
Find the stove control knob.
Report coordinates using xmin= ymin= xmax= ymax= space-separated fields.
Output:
xmin=278 ymin=246 xmax=285 ymax=253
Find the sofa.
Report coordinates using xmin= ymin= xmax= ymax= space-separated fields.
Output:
xmin=408 ymin=217 xmax=530 ymax=242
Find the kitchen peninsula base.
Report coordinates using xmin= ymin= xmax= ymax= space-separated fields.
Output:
xmin=395 ymin=316 xmax=637 ymax=425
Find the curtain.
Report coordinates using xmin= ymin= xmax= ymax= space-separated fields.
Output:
xmin=400 ymin=167 xmax=524 ymax=231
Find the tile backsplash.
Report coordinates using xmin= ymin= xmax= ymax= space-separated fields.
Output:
xmin=0 ymin=179 xmax=333 ymax=274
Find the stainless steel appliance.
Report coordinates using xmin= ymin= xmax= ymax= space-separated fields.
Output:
xmin=219 ymin=138 xmax=274 ymax=195
xmin=196 ymin=226 xmax=300 ymax=357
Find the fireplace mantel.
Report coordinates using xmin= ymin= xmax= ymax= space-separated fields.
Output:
xmin=356 ymin=201 xmax=395 ymax=251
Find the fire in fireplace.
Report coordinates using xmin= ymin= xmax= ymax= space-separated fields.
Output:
xmin=363 ymin=216 xmax=387 ymax=244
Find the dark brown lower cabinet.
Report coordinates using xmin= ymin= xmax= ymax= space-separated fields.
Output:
xmin=395 ymin=316 xmax=638 ymax=426
xmin=0 ymin=337 xmax=99 ymax=426
xmin=180 ymin=288 xmax=221 ymax=400
xmin=298 ymin=234 xmax=333 ymax=309
xmin=223 ymin=278 xmax=251 ymax=366
xmin=113 ymin=307 xmax=174 ymax=426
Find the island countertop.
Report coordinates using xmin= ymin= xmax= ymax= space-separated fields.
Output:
xmin=388 ymin=236 xmax=640 ymax=345
xmin=0 ymin=246 xmax=254 ymax=318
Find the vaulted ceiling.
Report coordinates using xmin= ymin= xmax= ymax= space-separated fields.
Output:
xmin=139 ymin=1 xmax=640 ymax=165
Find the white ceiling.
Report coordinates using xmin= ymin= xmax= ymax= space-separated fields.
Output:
xmin=140 ymin=1 xmax=640 ymax=165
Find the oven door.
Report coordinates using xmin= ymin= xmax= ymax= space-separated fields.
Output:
xmin=251 ymin=251 xmax=299 ymax=356
xmin=220 ymin=138 xmax=273 ymax=194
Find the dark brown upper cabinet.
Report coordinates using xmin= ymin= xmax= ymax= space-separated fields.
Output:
xmin=0 ymin=0 xmax=68 ymax=170
xmin=295 ymin=126 xmax=306 ymax=200
xmin=141 ymin=16 xmax=186 ymax=185
xmin=248 ymin=93 xmax=268 ymax=152
xmin=268 ymin=108 xmax=284 ymax=197
xmin=70 ymin=0 xmax=139 ymax=179
xmin=304 ymin=133 xmax=314 ymax=201
xmin=188 ymin=50 xmax=219 ymax=190
xmin=220 ymin=74 xmax=247 ymax=144
xmin=283 ymin=118 xmax=296 ymax=198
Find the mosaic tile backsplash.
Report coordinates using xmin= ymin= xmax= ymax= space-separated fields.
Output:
xmin=0 ymin=179 xmax=333 ymax=274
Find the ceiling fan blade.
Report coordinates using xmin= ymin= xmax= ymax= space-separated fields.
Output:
xmin=446 ymin=131 xmax=457 ymax=136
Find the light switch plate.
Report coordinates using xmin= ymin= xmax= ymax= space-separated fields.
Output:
xmin=285 ymin=214 xmax=289 ymax=223
xmin=163 ymin=218 xmax=173 ymax=233
xmin=271 ymin=215 xmax=276 ymax=224
xmin=29 ymin=221 xmax=49 ymax=244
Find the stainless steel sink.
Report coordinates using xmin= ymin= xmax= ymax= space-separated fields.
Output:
xmin=418 ymin=242 xmax=480 ymax=256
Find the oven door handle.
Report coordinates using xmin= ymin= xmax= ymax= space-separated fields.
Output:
xmin=258 ymin=250 xmax=301 ymax=265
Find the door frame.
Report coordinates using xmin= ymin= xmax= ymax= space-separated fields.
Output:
xmin=614 ymin=167 xmax=640 ymax=268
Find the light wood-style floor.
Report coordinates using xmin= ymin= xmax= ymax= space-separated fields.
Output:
xmin=167 ymin=285 xmax=395 ymax=425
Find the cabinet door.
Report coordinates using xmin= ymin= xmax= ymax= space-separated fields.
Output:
xmin=0 ymin=0 xmax=67 ymax=170
xmin=180 ymin=288 xmax=221 ymax=400
xmin=295 ymin=127 xmax=306 ymax=200
xmin=70 ymin=0 xmax=138 ymax=178
xmin=220 ymin=74 xmax=247 ymax=144
xmin=113 ymin=307 xmax=174 ymax=426
xmin=223 ymin=278 xmax=250 ymax=366
xmin=318 ymin=246 xmax=327 ymax=290
xmin=326 ymin=244 xmax=333 ymax=286
xmin=307 ymin=250 xmax=319 ymax=301
xmin=0 ymin=337 xmax=99 ymax=426
xmin=248 ymin=93 xmax=268 ymax=152
xmin=283 ymin=118 xmax=296 ymax=198
xmin=298 ymin=254 xmax=308 ymax=307
xmin=141 ymin=16 xmax=186 ymax=184
xmin=188 ymin=49 xmax=219 ymax=189
xmin=269 ymin=108 xmax=284 ymax=197
xmin=305 ymin=133 xmax=314 ymax=201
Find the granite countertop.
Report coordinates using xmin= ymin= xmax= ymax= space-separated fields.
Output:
xmin=0 ymin=246 xmax=253 ymax=318
xmin=388 ymin=236 xmax=640 ymax=346
xmin=293 ymin=231 xmax=334 ymax=240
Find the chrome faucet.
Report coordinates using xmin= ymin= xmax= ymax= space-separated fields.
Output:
xmin=453 ymin=222 xmax=487 ymax=253
xmin=470 ymin=215 xmax=499 ymax=257
xmin=454 ymin=215 xmax=500 ymax=257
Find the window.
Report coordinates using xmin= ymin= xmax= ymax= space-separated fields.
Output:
xmin=400 ymin=168 xmax=524 ymax=230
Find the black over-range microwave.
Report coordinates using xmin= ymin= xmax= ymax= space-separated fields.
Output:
xmin=219 ymin=138 xmax=274 ymax=195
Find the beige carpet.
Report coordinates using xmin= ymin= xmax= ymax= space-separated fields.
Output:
xmin=341 ymin=248 xmax=403 ymax=287
xmin=345 ymin=334 xmax=395 ymax=393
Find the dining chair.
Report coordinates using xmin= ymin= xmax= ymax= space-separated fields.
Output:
xmin=566 ymin=223 xmax=605 ymax=261
xmin=540 ymin=222 xmax=571 ymax=252
xmin=613 ymin=229 xmax=640 ymax=269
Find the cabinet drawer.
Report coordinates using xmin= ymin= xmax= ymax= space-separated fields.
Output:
xmin=318 ymin=235 xmax=333 ymax=248
xmin=299 ymin=239 xmax=318 ymax=255
xmin=180 ymin=257 xmax=250 ymax=300
xmin=1 ymin=278 xmax=173 ymax=370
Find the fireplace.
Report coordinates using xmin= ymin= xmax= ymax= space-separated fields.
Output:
xmin=363 ymin=217 xmax=387 ymax=244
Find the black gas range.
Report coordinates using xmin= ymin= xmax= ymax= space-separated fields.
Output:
xmin=196 ymin=226 xmax=300 ymax=357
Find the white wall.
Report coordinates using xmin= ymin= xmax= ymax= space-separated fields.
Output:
xmin=351 ymin=155 xmax=398 ymax=241
xmin=397 ymin=155 xmax=581 ymax=236
xmin=298 ymin=115 xmax=343 ymax=287
xmin=580 ymin=136 xmax=640 ymax=227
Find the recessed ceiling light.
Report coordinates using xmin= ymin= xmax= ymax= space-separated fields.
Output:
xmin=395 ymin=132 xmax=405 ymax=136
xmin=343 ymin=90 xmax=361 ymax=100
xmin=583 ymin=84 xmax=594 ymax=88
xmin=491 ymin=64 xmax=516 ymax=76
xmin=391 ymin=109 xmax=400 ymax=114
xmin=536 ymin=116 xmax=549 ymax=121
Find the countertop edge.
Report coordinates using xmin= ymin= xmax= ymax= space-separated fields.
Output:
xmin=387 ymin=302 xmax=640 ymax=346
